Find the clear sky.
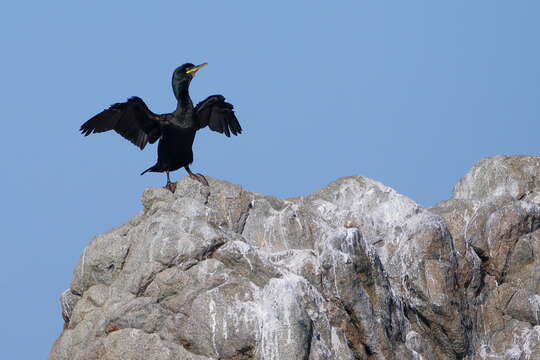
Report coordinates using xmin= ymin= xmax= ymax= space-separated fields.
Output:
xmin=1 ymin=1 xmax=539 ymax=358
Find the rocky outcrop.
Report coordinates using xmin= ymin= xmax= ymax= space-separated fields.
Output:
xmin=431 ymin=156 xmax=540 ymax=359
xmin=50 ymin=156 xmax=540 ymax=359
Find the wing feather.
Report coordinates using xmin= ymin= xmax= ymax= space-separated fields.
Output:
xmin=195 ymin=95 xmax=242 ymax=138
xmin=80 ymin=97 xmax=162 ymax=150
xmin=221 ymin=114 xmax=230 ymax=137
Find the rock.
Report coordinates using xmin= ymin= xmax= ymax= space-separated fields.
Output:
xmin=452 ymin=156 xmax=540 ymax=203
xmin=431 ymin=156 xmax=540 ymax=359
xmin=50 ymin=156 xmax=540 ymax=359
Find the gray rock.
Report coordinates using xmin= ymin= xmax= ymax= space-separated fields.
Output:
xmin=50 ymin=156 xmax=540 ymax=360
xmin=453 ymin=156 xmax=540 ymax=202
xmin=432 ymin=156 xmax=540 ymax=360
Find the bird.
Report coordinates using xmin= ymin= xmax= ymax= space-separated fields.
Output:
xmin=80 ymin=63 xmax=242 ymax=193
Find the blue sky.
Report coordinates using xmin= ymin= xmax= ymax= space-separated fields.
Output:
xmin=1 ymin=1 xmax=539 ymax=358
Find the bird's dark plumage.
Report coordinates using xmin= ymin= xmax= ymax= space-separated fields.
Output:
xmin=195 ymin=95 xmax=242 ymax=137
xmin=80 ymin=97 xmax=162 ymax=150
xmin=80 ymin=63 xmax=242 ymax=191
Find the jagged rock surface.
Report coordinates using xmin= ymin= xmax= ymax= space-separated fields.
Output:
xmin=50 ymin=156 xmax=540 ymax=359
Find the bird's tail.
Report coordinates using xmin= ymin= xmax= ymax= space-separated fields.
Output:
xmin=140 ymin=164 xmax=158 ymax=176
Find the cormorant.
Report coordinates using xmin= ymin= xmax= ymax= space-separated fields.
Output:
xmin=80 ymin=63 xmax=242 ymax=192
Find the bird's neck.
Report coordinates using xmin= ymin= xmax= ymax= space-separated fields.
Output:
xmin=173 ymin=78 xmax=194 ymax=111
xmin=176 ymin=94 xmax=193 ymax=112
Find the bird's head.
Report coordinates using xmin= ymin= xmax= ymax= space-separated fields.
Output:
xmin=172 ymin=62 xmax=208 ymax=101
xmin=173 ymin=62 xmax=208 ymax=78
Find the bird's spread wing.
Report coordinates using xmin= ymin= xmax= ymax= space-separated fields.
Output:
xmin=80 ymin=97 xmax=162 ymax=150
xmin=194 ymin=95 xmax=242 ymax=137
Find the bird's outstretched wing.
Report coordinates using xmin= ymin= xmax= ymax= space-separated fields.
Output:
xmin=80 ymin=97 xmax=162 ymax=150
xmin=194 ymin=95 xmax=242 ymax=137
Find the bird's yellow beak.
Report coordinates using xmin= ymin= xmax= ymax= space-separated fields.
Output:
xmin=186 ymin=62 xmax=208 ymax=75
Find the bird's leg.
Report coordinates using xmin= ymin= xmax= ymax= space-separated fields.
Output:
xmin=185 ymin=166 xmax=209 ymax=186
xmin=164 ymin=171 xmax=177 ymax=193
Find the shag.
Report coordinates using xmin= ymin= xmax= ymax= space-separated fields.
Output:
xmin=80 ymin=63 xmax=242 ymax=192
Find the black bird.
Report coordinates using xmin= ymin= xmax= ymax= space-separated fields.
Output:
xmin=80 ymin=63 xmax=242 ymax=192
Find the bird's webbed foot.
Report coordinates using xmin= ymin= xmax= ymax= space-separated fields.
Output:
xmin=164 ymin=181 xmax=177 ymax=193
xmin=189 ymin=173 xmax=209 ymax=186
